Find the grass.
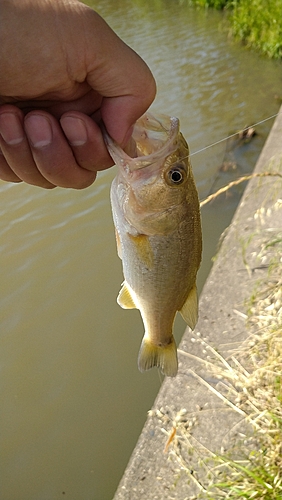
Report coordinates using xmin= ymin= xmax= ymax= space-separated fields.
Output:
xmin=199 ymin=172 xmax=282 ymax=208
xmin=187 ymin=0 xmax=229 ymax=8
xmin=186 ymin=0 xmax=282 ymax=59
xmin=230 ymin=0 xmax=282 ymax=59
xmin=154 ymin=190 xmax=282 ymax=498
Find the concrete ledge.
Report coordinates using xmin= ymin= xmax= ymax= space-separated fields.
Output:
xmin=113 ymin=107 xmax=282 ymax=500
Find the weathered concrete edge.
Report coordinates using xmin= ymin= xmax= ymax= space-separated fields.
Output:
xmin=113 ymin=107 xmax=282 ymax=500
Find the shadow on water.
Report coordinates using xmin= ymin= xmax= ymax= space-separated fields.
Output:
xmin=0 ymin=1 xmax=281 ymax=498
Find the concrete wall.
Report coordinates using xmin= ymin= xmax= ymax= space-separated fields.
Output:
xmin=113 ymin=107 xmax=282 ymax=500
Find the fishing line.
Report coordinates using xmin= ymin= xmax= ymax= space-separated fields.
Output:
xmin=169 ymin=110 xmax=281 ymax=166
xmin=188 ymin=111 xmax=280 ymax=158
xmin=109 ymin=110 xmax=281 ymax=168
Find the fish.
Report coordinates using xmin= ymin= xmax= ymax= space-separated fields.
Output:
xmin=104 ymin=112 xmax=202 ymax=377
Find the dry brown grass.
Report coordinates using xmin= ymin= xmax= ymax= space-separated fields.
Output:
xmin=156 ymin=193 xmax=282 ymax=498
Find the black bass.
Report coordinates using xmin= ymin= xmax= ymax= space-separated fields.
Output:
xmin=104 ymin=112 xmax=202 ymax=377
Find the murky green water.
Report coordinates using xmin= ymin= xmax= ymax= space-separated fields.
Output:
xmin=1 ymin=1 xmax=281 ymax=499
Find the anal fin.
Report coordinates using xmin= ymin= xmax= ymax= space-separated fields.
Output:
xmin=117 ymin=282 xmax=137 ymax=309
xmin=179 ymin=284 xmax=198 ymax=330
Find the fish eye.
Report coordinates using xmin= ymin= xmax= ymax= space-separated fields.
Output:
xmin=165 ymin=164 xmax=186 ymax=186
xmin=170 ymin=169 xmax=183 ymax=183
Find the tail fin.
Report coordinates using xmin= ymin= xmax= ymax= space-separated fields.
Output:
xmin=138 ymin=336 xmax=178 ymax=377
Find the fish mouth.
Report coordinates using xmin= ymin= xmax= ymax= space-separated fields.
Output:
xmin=103 ymin=112 xmax=180 ymax=172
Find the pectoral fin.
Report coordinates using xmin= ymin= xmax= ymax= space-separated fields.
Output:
xmin=180 ymin=284 xmax=198 ymax=330
xmin=117 ymin=282 xmax=137 ymax=309
xmin=128 ymin=233 xmax=154 ymax=269
xmin=115 ymin=229 xmax=122 ymax=259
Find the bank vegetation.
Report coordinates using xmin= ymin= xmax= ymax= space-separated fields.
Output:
xmin=188 ymin=0 xmax=282 ymax=59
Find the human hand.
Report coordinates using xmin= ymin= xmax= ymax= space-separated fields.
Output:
xmin=0 ymin=0 xmax=156 ymax=188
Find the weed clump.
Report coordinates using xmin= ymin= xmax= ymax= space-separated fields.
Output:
xmin=188 ymin=0 xmax=282 ymax=58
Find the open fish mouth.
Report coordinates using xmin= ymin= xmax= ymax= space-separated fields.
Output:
xmin=103 ymin=112 xmax=181 ymax=172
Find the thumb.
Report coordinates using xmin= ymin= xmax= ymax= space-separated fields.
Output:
xmin=101 ymin=94 xmax=153 ymax=147
xmin=83 ymin=11 xmax=156 ymax=145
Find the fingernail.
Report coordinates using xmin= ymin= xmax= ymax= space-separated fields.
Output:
xmin=60 ymin=117 xmax=88 ymax=146
xmin=0 ymin=112 xmax=24 ymax=145
xmin=24 ymin=115 xmax=52 ymax=148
